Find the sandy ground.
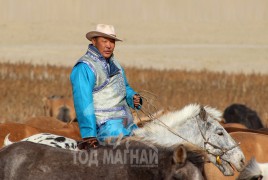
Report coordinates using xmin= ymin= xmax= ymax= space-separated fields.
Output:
xmin=1 ymin=0 xmax=268 ymax=74
xmin=1 ymin=43 xmax=268 ymax=75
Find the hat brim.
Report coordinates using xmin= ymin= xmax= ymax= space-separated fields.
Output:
xmin=86 ymin=31 xmax=122 ymax=41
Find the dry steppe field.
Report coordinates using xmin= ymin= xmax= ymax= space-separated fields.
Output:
xmin=0 ymin=62 xmax=267 ymax=127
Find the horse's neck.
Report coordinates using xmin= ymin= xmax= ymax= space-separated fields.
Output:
xmin=173 ymin=118 xmax=205 ymax=148
xmin=134 ymin=116 xmax=206 ymax=149
xmin=153 ymin=119 xmax=204 ymax=149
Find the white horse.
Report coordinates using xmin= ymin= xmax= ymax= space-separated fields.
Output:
xmin=133 ymin=104 xmax=245 ymax=176
xmin=4 ymin=104 xmax=245 ymax=176
xmin=237 ymin=158 xmax=268 ymax=180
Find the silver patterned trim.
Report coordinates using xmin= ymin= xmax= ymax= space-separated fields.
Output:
xmin=97 ymin=117 xmax=128 ymax=127
xmin=86 ymin=48 xmax=111 ymax=93
xmin=93 ymin=79 xmax=110 ymax=93
xmin=95 ymin=106 xmax=126 ymax=112
xmin=95 ymin=106 xmax=128 ymax=126
xmin=77 ymin=60 xmax=97 ymax=78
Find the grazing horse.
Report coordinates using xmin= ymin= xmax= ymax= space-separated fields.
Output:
xmin=237 ymin=158 xmax=268 ymax=180
xmin=223 ymin=104 xmax=264 ymax=130
xmin=134 ymin=104 xmax=245 ymax=176
xmin=0 ymin=141 xmax=206 ymax=180
xmin=43 ymin=95 xmax=76 ymax=122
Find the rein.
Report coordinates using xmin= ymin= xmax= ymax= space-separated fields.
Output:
xmin=194 ymin=108 xmax=241 ymax=164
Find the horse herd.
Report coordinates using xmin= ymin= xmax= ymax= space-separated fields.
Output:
xmin=0 ymin=96 xmax=267 ymax=180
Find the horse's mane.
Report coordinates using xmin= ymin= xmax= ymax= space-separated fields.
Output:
xmin=134 ymin=104 xmax=222 ymax=147
xmin=237 ymin=158 xmax=262 ymax=180
xmin=180 ymin=143 xmax=207 ymax=169
xmin=158 ymin=104 xmax=222 ymax=127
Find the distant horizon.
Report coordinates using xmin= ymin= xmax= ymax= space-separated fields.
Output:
xmin=0 ymin=0 xmax=267 ymax=74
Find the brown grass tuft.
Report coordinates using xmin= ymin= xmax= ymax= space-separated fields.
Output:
xmin=0 ymin=62 xmax=267 ymax=127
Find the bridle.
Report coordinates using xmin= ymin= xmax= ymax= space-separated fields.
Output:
xmin=152 ymin=106 xmax=240 ymax=165
xmin=195 ymin=107 xmax=240 ymax=165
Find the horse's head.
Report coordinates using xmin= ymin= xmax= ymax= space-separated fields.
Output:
xmin=166 ymin=144 xmax=205 ymax=180
xmin=196 ymin=106 xmax=245 ymax=176
xmin=134 ymin=104 xmax=246 ymax=176
xmin=43 ymin=95 xmax=76 ymax=122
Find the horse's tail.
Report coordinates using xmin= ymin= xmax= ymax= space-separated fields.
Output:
xmin=237 ymin=157 xmax=262 ymax=180
xmin=3 ymin=133 xmax=14 ymax=147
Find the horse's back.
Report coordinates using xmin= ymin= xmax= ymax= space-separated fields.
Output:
xmin=0 ymin=140 xmax=205 ymax=180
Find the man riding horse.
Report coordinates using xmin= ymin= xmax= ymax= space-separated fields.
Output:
xmin=70 ymin=24 xmax=142 ymax=149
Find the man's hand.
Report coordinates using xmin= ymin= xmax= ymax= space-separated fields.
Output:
xmin=133 ymin=94 xmax=141 ymax=108
xmin=77 ymin=137 xmax=99 ymax=150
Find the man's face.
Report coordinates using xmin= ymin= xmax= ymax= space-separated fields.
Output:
xmin=92 ymin=37 xmax=115 ymax=59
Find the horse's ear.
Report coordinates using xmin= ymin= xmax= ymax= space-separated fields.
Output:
xmin=199 ymin=106 xmax=207 ymax=121
xmin=173 ymin=145 xmax=187 ymax=165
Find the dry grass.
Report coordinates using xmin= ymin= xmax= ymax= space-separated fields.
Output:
xmin=0 ymin=62 xmax=267 ymax=127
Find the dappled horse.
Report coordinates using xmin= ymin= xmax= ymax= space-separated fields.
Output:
xmin=43 ymin=95 xmax=76 ymax=122
xmin=0 ymin=140 xmax=206 ymax=180
xmin=4 ymin=133 xmax=78 ymax=151
xmin=134 ymin=104 xmax=246 ymax=176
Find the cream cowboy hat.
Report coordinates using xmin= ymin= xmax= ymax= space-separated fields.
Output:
xmin=86 ymin=24 xmax=122 ymax=41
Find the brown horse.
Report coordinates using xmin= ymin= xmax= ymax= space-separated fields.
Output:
xmin=224 ymin=127 xmax=268 ymax=135
xmin=0 ymin=117 xmax=81 ymax=146
xmin=0 ymin=122 xmax=40 ymax=146
xmin=222 ymin=123 xmax=248 ymax=129
xmin=43 ymin=95 xmax=76 ymax=122
xmin=25 ymin=116 xmax=79 ymax=131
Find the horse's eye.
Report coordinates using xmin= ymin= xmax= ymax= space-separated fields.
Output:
xmin=217 ymin=131 xmax=224 ymax=136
